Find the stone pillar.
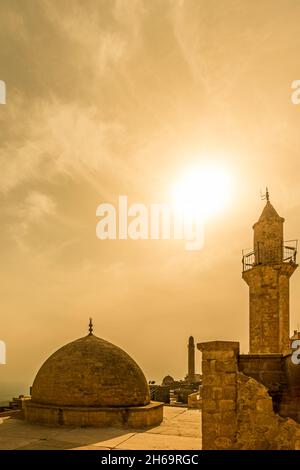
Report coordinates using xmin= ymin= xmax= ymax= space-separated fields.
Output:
xmin=198 ymin=341 xmax=239 ymax=450
xmin=188 ymin=336 xmax=195 ymax=383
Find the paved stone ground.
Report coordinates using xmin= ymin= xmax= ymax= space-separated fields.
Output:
xmin=0 ymin=407 xmax=201 ymax=450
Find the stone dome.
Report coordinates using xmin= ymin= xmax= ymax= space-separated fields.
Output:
xmin=31 ymin=333 xmax=150 ymax=408
xmin=162 ymin=375 xmax=174 ymax=386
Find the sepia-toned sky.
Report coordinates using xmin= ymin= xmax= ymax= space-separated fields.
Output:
xmin=1 ymin=0 xmax=300 ymax=394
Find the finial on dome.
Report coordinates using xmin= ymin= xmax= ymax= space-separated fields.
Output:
xmin=88 ymin=318 xmax=93 ymax=335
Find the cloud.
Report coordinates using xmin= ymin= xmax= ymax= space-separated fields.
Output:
xmin=8 ymin=190 xmax=55 ymax=249
xmin=43 ymin=0 xmax=146 ymax=76
xmin=23 ymin=190 xmax=55 ymax=220
xmin=0 ymin=99 xmax=126 ymax=193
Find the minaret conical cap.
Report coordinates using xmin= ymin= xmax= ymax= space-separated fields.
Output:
xmin=253 ymin=201 xmax=284 ymax=228
xmin=258 ymin=201 xmax=283 ymax=221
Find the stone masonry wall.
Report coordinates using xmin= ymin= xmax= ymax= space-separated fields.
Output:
xmin=242 ymin=264 xmax=295 ymax=354
xmin=198 ymin=341 xmax=300 ymax=450
xmin=238 ymin=354 xmax=286 ymax=413
xmin=198 ymin=341 xmax=239 ymax=449
xmin=237 ymin=373 xmax=300 ymax=449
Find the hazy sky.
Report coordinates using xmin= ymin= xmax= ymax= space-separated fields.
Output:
xmin=1 ymin=0 xmax=300 ymax=392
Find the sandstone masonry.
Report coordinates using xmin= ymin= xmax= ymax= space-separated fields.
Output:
xmin=198 ymin=341 xmax=300 ymax=450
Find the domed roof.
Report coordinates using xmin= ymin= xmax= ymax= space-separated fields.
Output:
xmin=162 ymin=375 xmax=174 ymax=386
xmin=31 ymin=333 xmax=150 ymax=408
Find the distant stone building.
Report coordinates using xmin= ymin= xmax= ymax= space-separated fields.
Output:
xmin=25 ymin=321 xmax=163 ymax=427
xmin=150 ymin=336 xmax=201 ymax=405
xmin=200 ymin=194 xmax=300 ymax=449
xmin=162 ymin=375 xmax=175 ymax=386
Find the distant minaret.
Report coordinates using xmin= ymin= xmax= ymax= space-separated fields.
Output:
xmin=188 ymin=336 xmax=195 ymax=382
xmin=88 ymin=318 xmax=93 ymax=335
xmin=242 ymin=191 xmax=298 ymax=354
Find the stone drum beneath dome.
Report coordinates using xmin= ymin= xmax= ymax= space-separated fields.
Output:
xmin=25 ymin=323 xmax=163 ymax=427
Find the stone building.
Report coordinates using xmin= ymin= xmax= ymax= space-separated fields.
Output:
xmin=25 ymin=320 xmax=163 ymax=427
xmin=199 ymin=195 xmax=300 ymax=449
xmin=150 ymin=336 xmax=201 ymax=405
xmin=162 ymin=375 xmax=175 ymax=386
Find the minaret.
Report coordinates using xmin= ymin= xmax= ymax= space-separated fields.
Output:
xmin=242 ymin=192 xmax=298 ymax=354
xmin=188 ymin=336 xmax=195 ymax=382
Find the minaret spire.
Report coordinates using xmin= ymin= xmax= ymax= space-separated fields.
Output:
xmin=88 ymin=318 xmax=93 ymax=335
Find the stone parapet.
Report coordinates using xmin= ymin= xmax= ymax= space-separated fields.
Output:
xmin=24 ymin=400 xmax=163 ymax=428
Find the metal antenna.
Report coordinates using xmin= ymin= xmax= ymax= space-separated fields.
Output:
xmin=261 ymin=187 xmax=270 ymax=202
xmin=88 ymin=317 xmax=93 ymax=335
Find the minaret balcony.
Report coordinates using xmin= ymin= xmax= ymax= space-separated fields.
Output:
xmin=242 ymin=240 xmax=298 ymax=272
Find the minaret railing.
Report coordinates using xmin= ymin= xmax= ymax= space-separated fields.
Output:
xmin=242 ymin=240 xmax=298 ymax=271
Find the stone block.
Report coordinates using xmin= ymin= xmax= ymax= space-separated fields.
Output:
xmin=201 ymin=360 xmax=210 ymax=375
xmin=255 ymin=425 xmax=271 ymax=434
xmin=222 ymin=411 xmax=236 ymax=424
xmin=204 ymin=400 xmax=218 ymax=413
xmin=211 ymin=413 xmax=222 ymax=424
xmin=219 ymin=400 xmax=235 ymax=412
xmin=223 ymin=386 xmax=236 ymax=400
xmin=215 ymin=360 xmax=237 ymax=373
xmin=255 ymin=398 xmax=273 ymax=413
xmin=218 ymin=423 xmax=236 ymax=437
xmin=223 ymin=373 xmax=237 ymax=385
xmin=204 ymin=374 xmax=223 ymax=386
xmin=255 ymin=413 xmax=276 ymax=427
xmin=212 ymin=387 xmax=222 ymax=400
xmin=254 ymin=437 xmax=272 ymax=450
xmin=295 ymin=440 xmax=300 ymax=450
xmin=209 ymin=360 xmax=217 ymax=373
xmin=201 ymin=386 xmax=213 ymax=399
xmin=201 ymin=350 xmax=236 ymax=361
xmin=202 ymin=411 xmax=216 ymax=424
xmin=215 ymin=436 xmax=233 ymax=449
xmin=197 ymin=341 xmax=239 ymax=358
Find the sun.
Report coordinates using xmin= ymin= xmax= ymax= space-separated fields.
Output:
xmin=172 ymin=163 xmax=234 ymax=220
